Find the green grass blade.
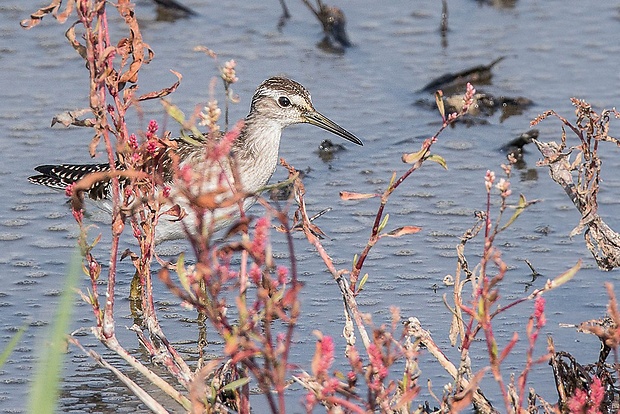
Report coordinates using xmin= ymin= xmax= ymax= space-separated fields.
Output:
xmin=0 ymin=324 xmax=26 ymax=367
xmin=28 ymin=249 xmax=82 ymax=414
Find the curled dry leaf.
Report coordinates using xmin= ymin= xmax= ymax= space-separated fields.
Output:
xmin=20 ymin=0 xmax=75 ymax=29
xmin=65 ymin=23 xmax=87 ymax=59
xmin=137 ymin=70 xmax=182 ymax=101
xmin=116 ymin=9 xmax=154 ymax=86
xmin=51 ymin=108 xmax=94 ymax=127
xmin=69 ymin=169 xmax=146 ymax=211
xmin=88 ymin=132 xmax=103 ymax=158
xmin=450 ymin=369 xmax=487 ymax=411
xmin=159 ymin=204 xmax=186 ymax=221
xmin=120 ymin=248 xmax=138 ymax=262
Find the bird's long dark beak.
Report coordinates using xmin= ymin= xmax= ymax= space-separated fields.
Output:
xmin=305 ymin=110 xmax=363 ymax=146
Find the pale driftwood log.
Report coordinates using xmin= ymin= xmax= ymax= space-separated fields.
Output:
xmin=534 ymin=139 xmax=620 ymax=271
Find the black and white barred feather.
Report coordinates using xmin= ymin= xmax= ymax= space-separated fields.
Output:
xmin=28 ymin=136 xmax=205 ymax=202
xmin=28 ymin=163 xmax=120 ymax=201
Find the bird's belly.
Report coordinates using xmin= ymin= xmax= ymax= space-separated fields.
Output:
xmin=154 ymin=196 xmax=259 ymax=244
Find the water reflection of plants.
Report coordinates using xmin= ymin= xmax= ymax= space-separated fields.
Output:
xmin=20 ymin=1 xmax=620 ymax=413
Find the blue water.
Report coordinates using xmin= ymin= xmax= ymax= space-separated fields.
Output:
xmin=1 ymin=0 xmax=619 ymax=412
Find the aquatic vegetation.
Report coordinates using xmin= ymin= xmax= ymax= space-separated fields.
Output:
xmin=18 ymin=1 xmax=620 ymax=413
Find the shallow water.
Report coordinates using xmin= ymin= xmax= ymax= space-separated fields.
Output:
xmin=1 ymin=0 xmax=620 ymax=412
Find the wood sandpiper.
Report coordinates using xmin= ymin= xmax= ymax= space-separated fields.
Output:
xmin=28 ymin=76 xmax=363 ymax=243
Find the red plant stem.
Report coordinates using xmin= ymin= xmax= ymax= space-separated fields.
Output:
xmin=85 ymin=252 xmax=103 ymax=327
xmin=477 ymin=189 xmax=514 ymax=411
xmin=77 ymin=0 xmax=120 ymax=340
xmin=518 ymin=322 xmax=536 ymax=405
xmin=300 ymin=209 xmax=372 ymax=350
xmin=240 ymin=249 xmax=248 ymax=296
xmin=276 ymin=209 xmax=300 ymax=412
xmin=484 ymin=187 xmax=492 ymax=243
xmin=351 ymin=115 xmax=455 ymax=288
xmin=460 ymin=312 xmax=476 ymax=351
xmin=239 ymin=357 xmax=278 ymax=413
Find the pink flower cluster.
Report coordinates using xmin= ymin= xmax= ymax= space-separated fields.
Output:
xmin=128 ymin=133 xmax=139 ymax=150
xmin=567 ymin=376 xmax=605 ymax=414
xmin=496 ymin=178 xmax=512 ymax=198
xmin=146 ymin=119 xmax=158 ymax=139
xmin=208 ymin=121 xmax=242 ymax=161
xmin=220 ymin=59 xmax=238 ymax=84
xmin=146 ymin=120 xmax=159 ymax=154
xmin=533 ymin=296 xmax=546 ymax=330
xmin=199 ymin=100 xmax=221 ymax=133
xmin=250 ymin=216 xmax=269 ymax=262
xmin=368 ymin=343 xmax=388 ymax=383
xmin=146 ymin=140 xmax=157 ymax=154
xmin=485 ymin=170 xmax=496 ymax=193
xmin=306 ymin=334 xmax=340 ymax=410
xmin=248 ymin=263 xmax=262 ymax=285
xmin=276 ymin=266 xmax=288 ymax=285
xmin=72 ymin=208 xmax=84 ymax=224
xmin=65 ymin=182 xmax=75 ymax=197
xmin=126 ymin=133 xmax=140 ymax=166
xmin=461 ymin=82 xmax=476 ymax=113
xmin=313 ymin=335 xmax=335 ymax=378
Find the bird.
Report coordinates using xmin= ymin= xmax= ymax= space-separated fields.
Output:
xmin=28 ymin=76 xmax=363 ymax=243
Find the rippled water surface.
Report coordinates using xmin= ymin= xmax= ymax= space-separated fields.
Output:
xmin=1 ymin=0 xmax=620 ymax=412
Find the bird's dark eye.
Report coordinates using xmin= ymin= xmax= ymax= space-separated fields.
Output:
xmin=278 ymin=96 xmax=291 ymax=107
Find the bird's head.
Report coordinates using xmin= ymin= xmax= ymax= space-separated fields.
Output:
xmin=250 ymin=77 xmax=363 ymax=146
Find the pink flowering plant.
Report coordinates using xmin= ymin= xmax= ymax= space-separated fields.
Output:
xmin=20 ymin=1 xmax=620 ymax=413
xmin=282 ymin=85 xmax=585 ymax=413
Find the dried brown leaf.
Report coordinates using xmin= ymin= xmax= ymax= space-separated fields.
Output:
xmin=54 ymin=0 xmax=75 ymax=23
xmin=116 ymin=5 xmax=154 ymax=86
xmin=381 ymin=226 xmax=422 ymax=238
xmin=70 ymin=169 xmax=144 ymax=211
xmin=65 ymin=23 xmax=87 ymax=60
xmin=194 ymin=190 xmax=246 ymax=210
xmin=88 ymin=132 xmax=102 ymax=158
xmin=51 ymin=108 xmax=94 ymax=128
xmin=159 ymin=204 xmax=186 ymax=221
xmin=19 ymin=0 xmax=65 ymax=29
xmin=339 ymin=191 xmax=378 ymax=201
xmin=137 ymin=70 xmax=182 ymax=101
